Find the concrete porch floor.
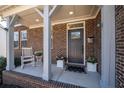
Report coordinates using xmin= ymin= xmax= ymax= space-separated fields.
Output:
xmin=13 ymin=62 xmax=100 ymax=88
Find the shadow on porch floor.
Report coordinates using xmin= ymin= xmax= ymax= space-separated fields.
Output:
xmin=13 ymin=62 xmax=100 ymax=88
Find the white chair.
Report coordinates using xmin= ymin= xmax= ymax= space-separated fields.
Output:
xmin=21 ymin=47 xmax=35 ymax=69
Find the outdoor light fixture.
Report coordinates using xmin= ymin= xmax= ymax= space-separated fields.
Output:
xmin=97 ymin=23 xmax=100 ymax=27
xmin=35 ymin=19 xmax=40 ymax=22
xmin=69 ymin=11 xmax=74 ymax=15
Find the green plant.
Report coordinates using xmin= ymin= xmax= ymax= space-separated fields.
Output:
xmin=34 ymin=50 xmax=43 ymax=56
xmin=87 ymin=56 xmax=97 ymax=64
xmin=0 ymin=56 xmax=6 ymax=69
xmin=14 ymin=57 xmax=21 ymax=67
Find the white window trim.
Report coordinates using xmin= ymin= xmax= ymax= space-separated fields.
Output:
xmin=21 ymin=30 xmax=28 ymax=48
xmin=14 ymin=31 xmax=19 ymax=49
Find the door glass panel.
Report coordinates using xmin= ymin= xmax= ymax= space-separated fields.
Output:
xmin=71 ymin=32 xmax=80 ymax=39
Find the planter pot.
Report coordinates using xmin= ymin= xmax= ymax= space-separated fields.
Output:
xmin=36 ymin=56 xmax=43 ymax=62
xmin=57 ymin=60 xmax=64 ymax=68
xmin=87 ymin=62 xmax=97 ymax=72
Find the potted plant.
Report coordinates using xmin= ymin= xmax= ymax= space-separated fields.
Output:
xmin=56 ymin=55 xmax=66 ymax=68
xmin=87 ymin=56 xmax=97 ymax=72
xmin=34 ymin=50 xmax=43 ymax=62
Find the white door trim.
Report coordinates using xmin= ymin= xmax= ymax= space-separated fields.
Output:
xmin=66 ymin=21 xmax=86 ymax=66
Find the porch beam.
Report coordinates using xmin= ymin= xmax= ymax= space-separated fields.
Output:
xmin=9 ymin=15 xmax=20 ymax=27
xmin=101 ymin=5 xmax=115 ymax=88
xmin=2 ymin=5 xmax=38 ymax=17
xmin=34 ymin=8 xmax=44 ymax=18
xmin=6 ymin=15 xmax=19 ymax=70
xmin=42 ymin=5 xmax=51 ymax=81
xmin=49 ymin=5 xmax=57 ymax=17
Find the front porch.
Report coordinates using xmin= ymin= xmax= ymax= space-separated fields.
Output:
xmin=13 ymin=62 xmax=100 ymax=88
xmin=0 ymin=5 xmax=116 ymax=88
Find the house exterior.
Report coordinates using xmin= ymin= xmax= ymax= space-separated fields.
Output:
xmin=0 ymin=5 xmax=124 ymax=88
xmin=14 ymin=11 xmax=101 ymax=70
xmin=115 ymin=6 xmax=124 ymax=87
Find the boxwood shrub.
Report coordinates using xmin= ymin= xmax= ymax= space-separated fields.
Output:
xmin=14 ymin=57 xmax=21 ymax=67
xmin=0 ymin=57 xmax=6 ymax=70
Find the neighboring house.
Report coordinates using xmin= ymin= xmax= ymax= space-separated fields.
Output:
xmin=0 ymin=27 xmax=6 ymax=57
xmin=0 ymin=5 xmax=123 ymax=88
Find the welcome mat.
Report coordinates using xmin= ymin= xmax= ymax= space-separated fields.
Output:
xmin=66 ymin=65 xmax=85 ymax=73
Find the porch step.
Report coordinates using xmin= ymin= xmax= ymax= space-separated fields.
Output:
xmin=2 ymin=70 xmax=82 ymax=88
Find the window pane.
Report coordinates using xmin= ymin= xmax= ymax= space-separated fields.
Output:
xmin=71 ymin=32 xmax=80 ymax=39
xmin=68 ymin=23 xmax=83 ymax=29
xmin=14 ymin=41 xmax=19 ymax=48
xmin=14 ymin=32 xmax=19 ymax=48
xmin=21 ymin=30 xmax=27 ymax=47
xmin=21 ymin=30 xmax=27 ymax=41
xmin=0 ymin=20 xmax=7 ymax=29
xmin=21 ymin=41 xmax=27 ymax=47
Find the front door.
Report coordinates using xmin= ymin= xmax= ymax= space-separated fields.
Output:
xmin=68 ymin=29 xmax=84 ymax=64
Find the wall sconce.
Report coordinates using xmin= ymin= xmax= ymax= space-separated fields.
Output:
xmin=87 ymin=37 xmax=94 ymax=43
xmin=97 ymin=23 xmax=100 ymax=27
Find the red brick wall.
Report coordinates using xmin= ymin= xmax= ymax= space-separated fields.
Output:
xmin=52 ymin=24 xmax=67 ymax=63
xmin=85 ymin=11 xmax=101 ymax=72
xmin=94 ymin=12 xmax=101 ymax=73
xmin=115 ymin=5 xmax=124 ymax=87
xmin=85 ymin=19 xmax=95 ymax=57
xmin=27 ymin=27 xmax=43 ymax=52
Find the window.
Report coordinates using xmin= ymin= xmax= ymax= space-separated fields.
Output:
xmin=51 ymin=34 xmax=53 ymax=49
xmin=51 ymin=27 xmax=53 ymax=49
xmin=21 ymin=30 xmax=27 ymax=47
xmin=14 ymin=32 xmax=19 ymax=48
xmin=71 ymin=32 xmax=80 ymax=39
xmin=67 ymin=22 xmax=84 ymax=29
xmin=0 ymin=18 xmax=7 ymax=29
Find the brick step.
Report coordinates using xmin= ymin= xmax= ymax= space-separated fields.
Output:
xmin=2 ymin=71 xmax=82 ymax=88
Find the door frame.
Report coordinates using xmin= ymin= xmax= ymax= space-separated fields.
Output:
xmin=66 ymin=21 xmax=86 ymax=66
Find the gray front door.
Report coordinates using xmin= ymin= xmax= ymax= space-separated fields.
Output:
xmin=68 ymin=28 xmax=84 ymax=64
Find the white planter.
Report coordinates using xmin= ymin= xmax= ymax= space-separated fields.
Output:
xmin=87 ymin=62 xmax=97 ymax=72
xmin=57 ymin=60 xmax=64 ymax=68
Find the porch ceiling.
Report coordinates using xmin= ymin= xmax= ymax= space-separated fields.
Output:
xmin=18 ymin=5 xmax=99 ymax=28
xmin=0 ymin=5 xmax=100 ymax=28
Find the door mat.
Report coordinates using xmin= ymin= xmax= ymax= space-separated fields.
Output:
xmin=66 ymin=66 xmax=85 ymax=73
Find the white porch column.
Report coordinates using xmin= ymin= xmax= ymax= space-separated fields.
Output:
xmin=101 ymin=5 xmax=115 ymax=87
xmin=42 ymin=5 xmax=52 ymax=81
xmin=6 ymin=15 xmax=19 ymax=70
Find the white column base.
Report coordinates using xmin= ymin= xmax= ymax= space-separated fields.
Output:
xmin=6 ymin=65 xmax=15 ymax=71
